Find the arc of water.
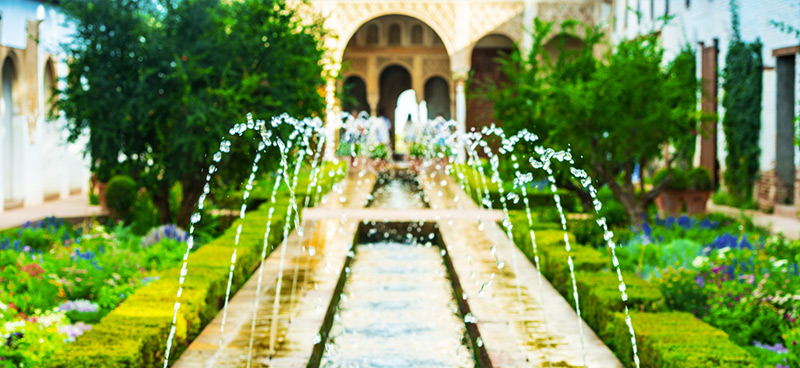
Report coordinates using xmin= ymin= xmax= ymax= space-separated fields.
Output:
xmin=163 ymin=124 xmax=252 ymax=367
xmin=245 ymin=168 xmax=283 ymax=368
xmin=267 ymin=134 xmax=309 ymax=356
xmin=481 ymin=141 xmax=538 ymax=363
xmin=215 ymin=144 xmax=266 ymax=361
xmin=529 ymin=148 xmax=641 ymax=368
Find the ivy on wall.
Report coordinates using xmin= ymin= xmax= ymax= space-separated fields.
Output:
xmin=721 ymin=0 xmax=763 ymax=204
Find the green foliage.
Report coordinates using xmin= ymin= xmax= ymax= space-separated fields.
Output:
xmin=49 ymin=198 xmax=295 ymax=367
xmin=487 ymin=19 xmax=697 ymax=223
xmin=721 ymin=23 xmax=762 ymax=203
xmin=56 ymin=0 xmax=327 ymax=226
xmin=409 ymin=142 xmax=428 ymax=158
xmin=611 ymin=312 xmax=756 ymax=367
xmin=653 ymin=168 xmax=688 ymax=191
xmin=687 ymin=167 xmax=713 ymax=191
xmin=368 ymin=143 xmax=389 ymax=160
xmin=711 ymin=189 xmax=758 ymax=210
xmin=105 ymin=175 xmax=138 ymax=222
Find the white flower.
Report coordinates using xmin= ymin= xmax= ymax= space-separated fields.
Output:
xmin=773 ymin=259 xmax=788 ymax=268
xmin=692 ymin=256 xmax=708 ymax=268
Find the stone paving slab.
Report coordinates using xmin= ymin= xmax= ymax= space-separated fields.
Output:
xmin=0 ymin=193 xmax=105 ymax=230
xmin=420 ymin=169 xmax=623 ymax=368
xmin=302 ymin=207 xmax=504 ymax=222
xmin=175 ymin=174 xmax=375 ymax=367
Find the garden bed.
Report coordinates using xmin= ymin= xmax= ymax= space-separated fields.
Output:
xmin=507 ymin=211 xmax=799 ymax=367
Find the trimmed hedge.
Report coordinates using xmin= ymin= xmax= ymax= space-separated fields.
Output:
xmin=611 ymin=312 xmax=757 ymax=368
xmin=48 ymin=197 xmax=294 ymax=367
xmin=506 ymin=210 xmax=757 ymax=368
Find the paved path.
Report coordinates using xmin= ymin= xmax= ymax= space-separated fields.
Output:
xmin=175 ymin=174 xmax=376 ymax=367
xmin=0 ymin=194 xmax=105 ymax=230
xmin=709 ymin=202 xmax=800 ymax=240
xmin=420 ymin=169 xmax=624 ymax=367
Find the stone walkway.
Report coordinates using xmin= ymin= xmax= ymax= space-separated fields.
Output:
xmin=175 ymin=173 xmax=376 ymax=367
xmin=0 ymin=194 xmax=105 ymax=230
xmin=709 ymin=202 xmax=800 ymax=240
xmin=177 ymin=168 xmax=623 ymax=367
xmin=420 ymin=170 xmax=623 ymax=367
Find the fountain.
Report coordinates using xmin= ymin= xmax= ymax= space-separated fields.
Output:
xmin=167 ymin=107 xmax=635 ymax=368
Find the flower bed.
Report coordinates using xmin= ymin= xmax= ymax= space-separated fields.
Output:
xmin=507 ymin=212 xmax=760 ymax=367
xmin=619 ymin=215 xmax=799 ymax=367
xmin=0 ymin=218 xmax=187 ymax=367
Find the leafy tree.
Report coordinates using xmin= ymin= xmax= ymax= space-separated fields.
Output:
xmin=488 ymin=19 xmax=697 ymax=224
xmin=56 ymin=0 xmax=326 ymax=226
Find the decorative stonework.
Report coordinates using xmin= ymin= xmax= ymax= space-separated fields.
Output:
xmin=422 ymin=56 xmax=451 ymax=81
xmin=342 ymin=57 xmax=368 ymax=79
xmin=538 ymin=2 xmax=596 ymax=26
xmin=327 ymin=1 xmax=456 ymax=54
xmin=376 ymin=56 xmax=414 ymax=73
xmin=469 ymin=2 xmax=525 ymax=43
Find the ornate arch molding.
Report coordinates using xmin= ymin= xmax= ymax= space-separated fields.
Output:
xmin=329 ymin=1 xmax=456 ymax=60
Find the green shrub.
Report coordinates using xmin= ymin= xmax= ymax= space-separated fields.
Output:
xmin=105 ymin=175 xmax=139 ymax=221
xmin=688 ymin=167 xmax=712 ymax=191
xmin=653 ymin=168 xmax=688 ymax=191
xmin=573 ymin=271 xmax=665 ymax=341
xmin=49 ymin=198 xmax=294 ymax=367
xmin=610 ymin=312 xmax=756 ymax=368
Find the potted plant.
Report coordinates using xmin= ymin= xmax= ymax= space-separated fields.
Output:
xmin=409 ymin=143 xmax=427 ymax=171
xmin=685 ymin=167 xmax=713 ymax=215
xmin=367 ymin=143 xmax=389 ymax=171
xmin=654 ymin=168 xmax=688 ymax=216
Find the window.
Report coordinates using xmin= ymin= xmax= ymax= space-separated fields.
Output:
xmin=650 ymin=0 xmax=655 ymax=20
xmin=366 ymin=24 xmax=379 ymax=45
xmin=388 ymin=24 xmax=401 ymax=45
xmin=411 ymin=25 xmax=423 ymax=45
xmin=665 ymin=0 xmax=670 ymax=17
xmin=686 ymin=0 xmax=690 ymax=8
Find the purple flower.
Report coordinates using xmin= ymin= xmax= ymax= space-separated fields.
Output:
xmin=677 ymin=215 xmax=692 ymax=229
xmin=58 ymin=322 xmax=92 ymax=341
xmin=753 ymin=341 xmax=788 ymax=354
xmin=695 ymin=275 xmax=705 ymax=288
xmin=57 ymin=299 xmax=99 ymax=313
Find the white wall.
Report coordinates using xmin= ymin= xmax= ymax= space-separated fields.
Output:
xmin=614 ymin=0 xmax=800 ymax=174
xmin=0 ymin=0 xmax=88 ymax=213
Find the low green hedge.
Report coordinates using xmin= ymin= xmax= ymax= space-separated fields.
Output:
xmin=48 ymin=197 xmax=293 ymax=367
xmin=610 ymin=312 xmax=756 ymax=367
xmin=574 ymin=271 xmax=665 ymax=341
xmin=506 ymin=211 xmax=755 ymax=368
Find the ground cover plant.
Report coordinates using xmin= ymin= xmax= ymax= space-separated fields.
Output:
xmin=619 ymin=215 xmax=799 ymax=367
xmin=0 ymin=218 xmax=188 ymax=367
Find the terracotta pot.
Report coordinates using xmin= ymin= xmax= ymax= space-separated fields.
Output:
xmin=685 ymin=190 xmax=712 ymax=215
xmin=656 ymin=190 xmax=684 ymax=217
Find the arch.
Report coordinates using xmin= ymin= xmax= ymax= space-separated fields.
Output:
xmin=467 ymin=34 xmax=514 ymax=132
xmin=388 ymin=23 xmax=402 ymax=45
xmin=2 ymin=56 xmax=20 ymax=203
xmin=543 ymin=33 xmax=585 ymax=62
xmin=424 ymin=77 xmax=450 ymax=120
xmin=342 ymin=75 xmax=370 ymax=116
xmin=43 ymin=58 xmax=57 ymax=120
xmin=378 ymin=64 xmax=412 ymax=148
xmin=337 ymin=11 xmax=454 ymax=60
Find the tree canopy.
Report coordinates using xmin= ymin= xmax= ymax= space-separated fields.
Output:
xmin=56 ymin=0 xmax=327 ymax=226
xmin=487 ymin=19 xmax=698 ymax=223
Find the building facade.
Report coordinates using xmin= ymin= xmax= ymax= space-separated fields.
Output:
xmin=0 ymin=0 xmax=90 ymax=213
xmin=613 ymin=0 xmax=800 ymax=213
xmin=307 ymin=0 xmax=614 ymax=135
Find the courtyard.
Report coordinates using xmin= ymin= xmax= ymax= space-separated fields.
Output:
xmin=1 ymin=1 xmax=799 ymax=367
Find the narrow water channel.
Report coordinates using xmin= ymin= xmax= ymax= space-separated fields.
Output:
xmin=319 ymin=172 xmax=475 ymax=367
xmin=319 ymin=241 xmax=474 ymax=367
